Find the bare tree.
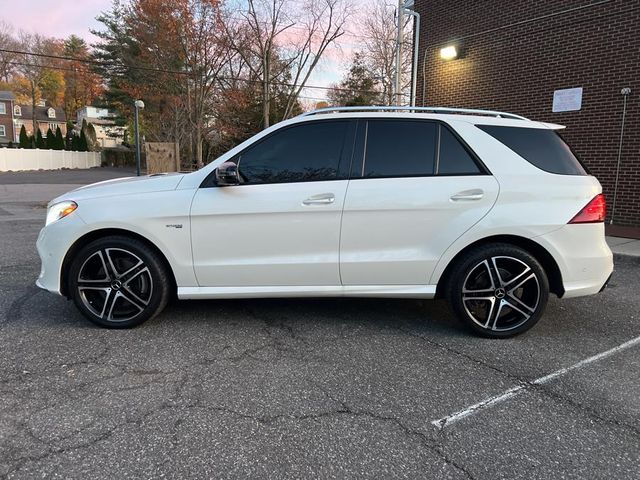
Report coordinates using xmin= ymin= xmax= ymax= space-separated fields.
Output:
xmin=226 ymin=0 xmax=351 ymax=128
xmin=16 ymin=33 xmax=59 ymax=134
xmin=280 ymin=0 xmax=351 ymax=119
xmin=356 ymin=0 xmax=411 ymax=105
xmin=0 ymin=21 xmax=18 ymax=83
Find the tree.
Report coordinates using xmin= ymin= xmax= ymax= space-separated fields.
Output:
xmin=79 ymin=129 xmax=88 ymax=151
xmin=225 ymin=0 xmax=351 ymax=128
xmin=19 ymin=125 xmax=30 ymax=149
xmin=356 ymin=0 xmax=412 ymax=105
xmin=46 ymin=128 xmax=56 ymax=149
xmin=85 ymin=121 xmax=97 ymax=151
xmin=65 ymin=121 xmax=75 ymax=150
xmin=71 ymin=133 xmax=80 ymax=151
xmin=63 ymin=35 xmax=103 ymax=119
xmin=55 ymin=126 xmax=64 ymax=150
xmin=93 ymin=0 xmax=231 ymax=168
xmin=15 ymin=33 xmax=62 ymax=134
xmin=39 ymin=69 xmax=65 ymax=107
xmin=35 ymin=129 xmax=45 ymax=149
xmin=328 ymin=53 xmax=380 ymax=106
xmin=0 ymin=21 xmax=18 ymax=83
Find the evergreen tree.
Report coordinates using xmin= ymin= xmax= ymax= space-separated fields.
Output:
xmin=55 ymin=126 xmax=64 ymax=150
xmin=19 ymin=125 xmax=30 ymax=149
xmin=65 ymin=121 xmax=75 ymax=150
xmin=86 ymin=122 xmax=98 ymax=151
xmin=35 ymin=129 xmax=45 ymax=149
xmin=327 ymin=53 xmax=380 ymax=107
xmin=46 ymin=128 xmax=56 ymax=149
xmin=71 ymin=134 xmax=80 ymax=151
xmin=79 ymin=130 xmax=89 ymax=151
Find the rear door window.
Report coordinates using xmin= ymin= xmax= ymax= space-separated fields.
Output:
xmin=362 ymin=120 xmax=437 ymax=177
xmin=477 ymin=125 xmax=587 ymax=175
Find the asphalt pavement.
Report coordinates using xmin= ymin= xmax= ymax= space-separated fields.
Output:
xmin=0 ymin=168 xmax=638 ymax=479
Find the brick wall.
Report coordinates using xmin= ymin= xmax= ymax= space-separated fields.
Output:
xmin=414 ymin=0 xmax=640 ymax=228
xmin=0 ymin=100 xmax=14 ymax=144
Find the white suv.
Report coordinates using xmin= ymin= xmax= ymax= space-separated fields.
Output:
xmin=36 ymin=107 xmax=613 ymax=337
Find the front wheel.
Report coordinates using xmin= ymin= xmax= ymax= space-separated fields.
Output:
xmin=445 ymin=244 xmax=549 ymax=338
xmin=67 ymin=236 xmax=171 ymax=328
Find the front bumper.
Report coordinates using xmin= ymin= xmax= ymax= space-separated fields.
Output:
xmin=36 ymin=213 xmax=86 ymax=296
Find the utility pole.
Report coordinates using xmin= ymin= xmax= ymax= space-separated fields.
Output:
xmin=134 ymin=100 xmax=145 ymax=176
xmin=395 ymin=0 xmax=404 ymax=106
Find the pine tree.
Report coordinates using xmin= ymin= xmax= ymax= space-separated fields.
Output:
xmin=46 ymin=128 xmax=56 ymax=149
xmin=55 ymin=126 xmax=64 ymax=150
xmin=327 ymin=53 xmax=380 ymax=107
xmin=35 ymin=129 xmax=45 ymax=149
xmin=79 ymin=130 xmax=88 ymax=152
xmin=19 ymin=125 xmax=30 ymax=149
xmin=71 ymin=134 xmax=80 ymax=151
xmin=86 ymin=122 xmax=97 ymax=151
xmin=65 ymin=121 xmax=75 ymax=150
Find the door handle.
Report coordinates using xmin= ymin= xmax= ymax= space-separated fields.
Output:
xmin=302 ymin=193 xmax=335 ymax=205
xmin=450 ymin=189 xmax=484 ymax=201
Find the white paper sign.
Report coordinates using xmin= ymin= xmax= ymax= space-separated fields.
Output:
xmin=552 ymin=87 xmax=583 ymax=113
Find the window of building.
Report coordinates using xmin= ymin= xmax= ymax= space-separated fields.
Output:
xmin=235 ymin=121 xmax=348 ymax=184
xmin=47 ymin=108 xmax=56 ymax=119
xmin=477 ymin=125 xmax=588 ymax=176
xmin=437 ymin=125 xmax=482 ymax=175
xmin=13 ymin=105 xmax=21 ymax=116
xmin=48 ymin=123 xmax=58 ymax=133
xmin=0 ymin=103 xmax=6 ymax=115
xmin=362 ymin=120 xmax=437 ymax=178
xmin=0 ymin=125 xmax=6 ymax=137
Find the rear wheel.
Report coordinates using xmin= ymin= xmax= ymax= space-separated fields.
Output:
xmin=446 ymin=244 xmax=549 ymax=338
xmin=68 ymin=236 xmax=171 ymax=328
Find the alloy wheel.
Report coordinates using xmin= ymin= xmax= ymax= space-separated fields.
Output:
xmin=461 ymin=256 xmax=540 ymax=332
xmin=76 ymin=248 xmax=153 ymax=322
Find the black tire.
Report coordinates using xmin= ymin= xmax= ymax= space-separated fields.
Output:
xmin=67 ymin=235 xmax=171 ymax=328
xmin=445 ymin=243 xmax=549 ymax=338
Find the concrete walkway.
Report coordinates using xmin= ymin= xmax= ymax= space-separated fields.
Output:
xmin=606 ymin=236 xmax=640 ymax=257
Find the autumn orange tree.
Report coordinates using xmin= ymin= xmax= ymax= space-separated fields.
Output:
xmin=63 ymin=35 xmax=103 ymax=120
xmin=93 ymin=0 xmax=231 ymax=168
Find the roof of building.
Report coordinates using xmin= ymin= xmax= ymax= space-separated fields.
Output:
xmin=16 ymin=103 xmax=66 ymax=123
xmin=0 ymin=91 xmax=15 ymax=101
xmin=81 ymin=116 xmax=118 ymax=126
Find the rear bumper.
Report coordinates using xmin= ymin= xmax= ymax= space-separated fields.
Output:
xmin=535 ymin=223 xmax=613 ymax=299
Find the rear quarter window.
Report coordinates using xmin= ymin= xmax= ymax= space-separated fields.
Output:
xmin=476 ymin=125 xmax=588 ymax=175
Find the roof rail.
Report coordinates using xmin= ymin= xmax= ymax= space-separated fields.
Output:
xmin=299 ymin=105 xmax=529 ymax=121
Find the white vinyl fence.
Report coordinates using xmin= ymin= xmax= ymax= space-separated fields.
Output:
xmin=0 ymin=149 xmax=102 ymax=172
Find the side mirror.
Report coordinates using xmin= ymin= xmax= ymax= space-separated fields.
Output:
xmin=215 ymin=161 xmax=239 ymax=186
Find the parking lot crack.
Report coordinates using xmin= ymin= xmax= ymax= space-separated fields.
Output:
xmin=397 ymin=328 xmax=521 ymax=382
xmin=535 ymin=385 xmax=640 ymax=437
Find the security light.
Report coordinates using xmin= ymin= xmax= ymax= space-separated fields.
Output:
xmin=440 ymin=45 xmax=458 ymax=60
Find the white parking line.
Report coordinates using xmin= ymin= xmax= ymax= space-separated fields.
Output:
xmin=432 ymin=334 xmax=640 ymax=430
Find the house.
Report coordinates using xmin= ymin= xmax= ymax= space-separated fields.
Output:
xmin=0 ymin=91 xmax=16 ymax=146
xmin=77 ymin=106 xmax=126 ymax=148
xmin=14 ymin=100 xmax=67 ymax=140
xmin=414 ymin=0 xmax=640 ymax=236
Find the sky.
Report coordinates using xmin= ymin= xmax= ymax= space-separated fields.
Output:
xmin=2 ymin=0 xmax=362 ymax=103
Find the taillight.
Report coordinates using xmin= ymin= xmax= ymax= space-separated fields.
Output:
xmin=568 ymin=194 xmax=606 ymax=224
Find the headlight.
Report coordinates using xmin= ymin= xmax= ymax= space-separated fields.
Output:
xmin=46 ymin=201 xmax=78 ymax=226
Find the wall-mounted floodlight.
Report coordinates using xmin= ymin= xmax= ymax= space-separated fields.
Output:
xmin=440 ymin=45 xmax=458 ymax=60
